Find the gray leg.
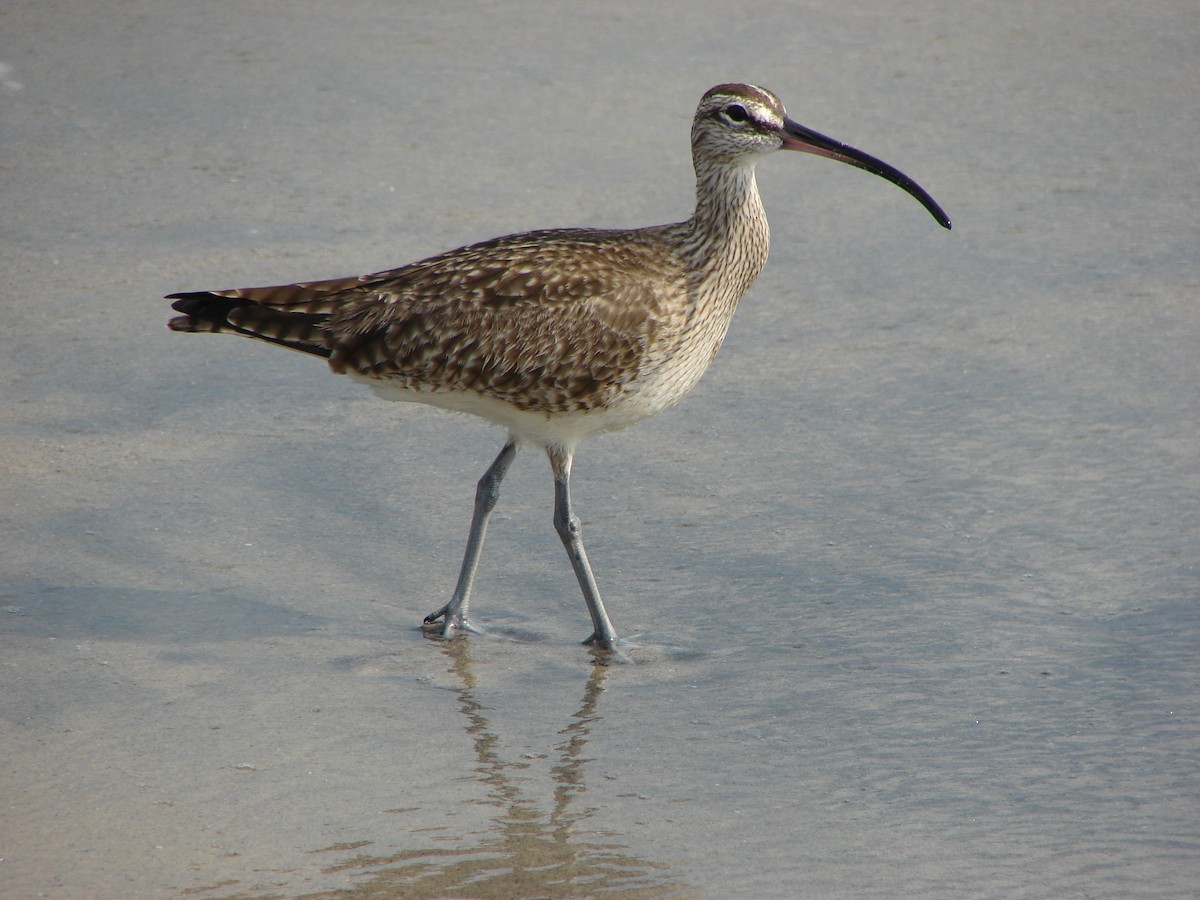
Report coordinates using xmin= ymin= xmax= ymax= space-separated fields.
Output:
xmin=424 ymin=440 xmax=519 ymax=637
xmin=547 ymin=444 xmax=620 ymax=651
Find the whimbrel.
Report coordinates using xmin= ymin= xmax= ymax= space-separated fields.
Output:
xmin=167 ymin=83 xmax=950 ymax=654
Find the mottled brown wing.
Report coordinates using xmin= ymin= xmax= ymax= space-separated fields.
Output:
xmin=323 ymin=228 xmax=687 ymax=411
xmin=169 ymin=226 xmax=689 ymax=411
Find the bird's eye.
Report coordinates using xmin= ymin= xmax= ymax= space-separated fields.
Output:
xmin=722 ymin=104 xmax=750 ymax=124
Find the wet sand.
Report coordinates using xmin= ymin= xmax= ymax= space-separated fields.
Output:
xmin=3 ymin=2 xmax=1197 ymax=896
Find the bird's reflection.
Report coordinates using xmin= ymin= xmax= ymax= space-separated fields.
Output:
xmin=304 ymin=639 xmax=694 ymax=898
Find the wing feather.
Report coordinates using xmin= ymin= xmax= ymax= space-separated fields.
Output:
xmin=168 ymin=225 xmax=690 ymax=411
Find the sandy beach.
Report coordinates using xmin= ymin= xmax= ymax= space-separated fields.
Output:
xmin=3 ymin=2 xmax=1197 ymax=896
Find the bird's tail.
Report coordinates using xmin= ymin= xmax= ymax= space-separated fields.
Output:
xmin=167 ymin=289 xmax=334 ymax=359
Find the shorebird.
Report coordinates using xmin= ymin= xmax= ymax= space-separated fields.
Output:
xmin=167 ymin=83 xmax=949 ymax=654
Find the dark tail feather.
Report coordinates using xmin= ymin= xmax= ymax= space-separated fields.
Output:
xmin=167 ymin=291 xmax=333 ymax=359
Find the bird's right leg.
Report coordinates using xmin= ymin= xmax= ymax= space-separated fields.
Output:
xmin=547 ymin=444 xmax=621 ymax=653
xmin=424 ymin=440 xmax=519 ymax=637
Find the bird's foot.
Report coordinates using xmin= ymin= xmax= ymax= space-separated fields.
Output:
xmin=422 ymin=603 xmax=450 ymax=626
xmin=422 ymin=604 xmax=470 ymax=639
xmin=582 ymin=629 xmax=632 ymax=663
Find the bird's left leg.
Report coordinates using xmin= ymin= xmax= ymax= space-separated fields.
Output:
xmin=424 ymin=439 xmax=519 ymax=637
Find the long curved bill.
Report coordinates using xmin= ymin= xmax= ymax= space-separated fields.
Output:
xmin=782 ymin=117 xmax=951 ymax=229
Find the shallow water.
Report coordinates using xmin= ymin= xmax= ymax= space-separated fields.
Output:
xmin=3 ymin=2 xmax=1197 ymax=897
